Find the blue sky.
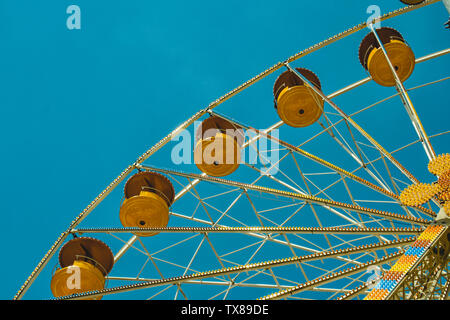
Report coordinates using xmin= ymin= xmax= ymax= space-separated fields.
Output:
xmin=1 ymin=1 xmax=449 ymax=300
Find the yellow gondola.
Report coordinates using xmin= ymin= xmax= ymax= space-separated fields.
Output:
xmin=194 ymin=116 xmax=243 ymax=177
xmin=119 ymin=171 xmax=175 ymax=236
xmin=359 ymin=27 xmax=415 ymax=87
xmin=273 ymin=67 xmax=323 ymax=128
xmin=50 ymin=237 xmax=114 ymax=300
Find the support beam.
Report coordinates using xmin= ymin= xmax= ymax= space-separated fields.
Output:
xmin=368 ymin=23 xmax=436 ymax=161
xmin=73 ymin=226 xmax=424 ymax=236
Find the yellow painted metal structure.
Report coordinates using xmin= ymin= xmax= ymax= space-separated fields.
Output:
xmin=359 ymin=27 xmax=415 ymax=87
xmin=50 ymin=237 xmax=114 ymax=300
xmin=120 ymin=172 xmax=174 ymax=236
xmin=399 ymin=154 xmax=450 ymax=208
xmin=51 ymin=260 xmax=105 ymax=300
xmin=367 ymin=40 xmax=415 ymax=86
xmin=428 ymin=153 xmax=450 ymax=175
xmin=194 ymin=116 xmax=243 ymax=177
xmin=400 ymin=182 xmax=442 ymax=206
xmin=273 ymin=68 xmax=323 ymax=127
xmin=364 ymin=224 xmax=448 ymax=300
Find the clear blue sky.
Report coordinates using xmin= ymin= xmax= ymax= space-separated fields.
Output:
xmin=1 ymin=1 xmax=449 ymax=299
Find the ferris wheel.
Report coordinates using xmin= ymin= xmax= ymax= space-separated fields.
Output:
xmin=14 ymin=0 xmax=450 ymax=300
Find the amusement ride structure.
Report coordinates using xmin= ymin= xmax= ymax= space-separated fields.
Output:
xmin=14 ymin=0 xmax=450 ymax=300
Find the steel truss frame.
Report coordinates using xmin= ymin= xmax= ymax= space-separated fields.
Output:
xmin=388 ymin=224 xmax=450 ymax=300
